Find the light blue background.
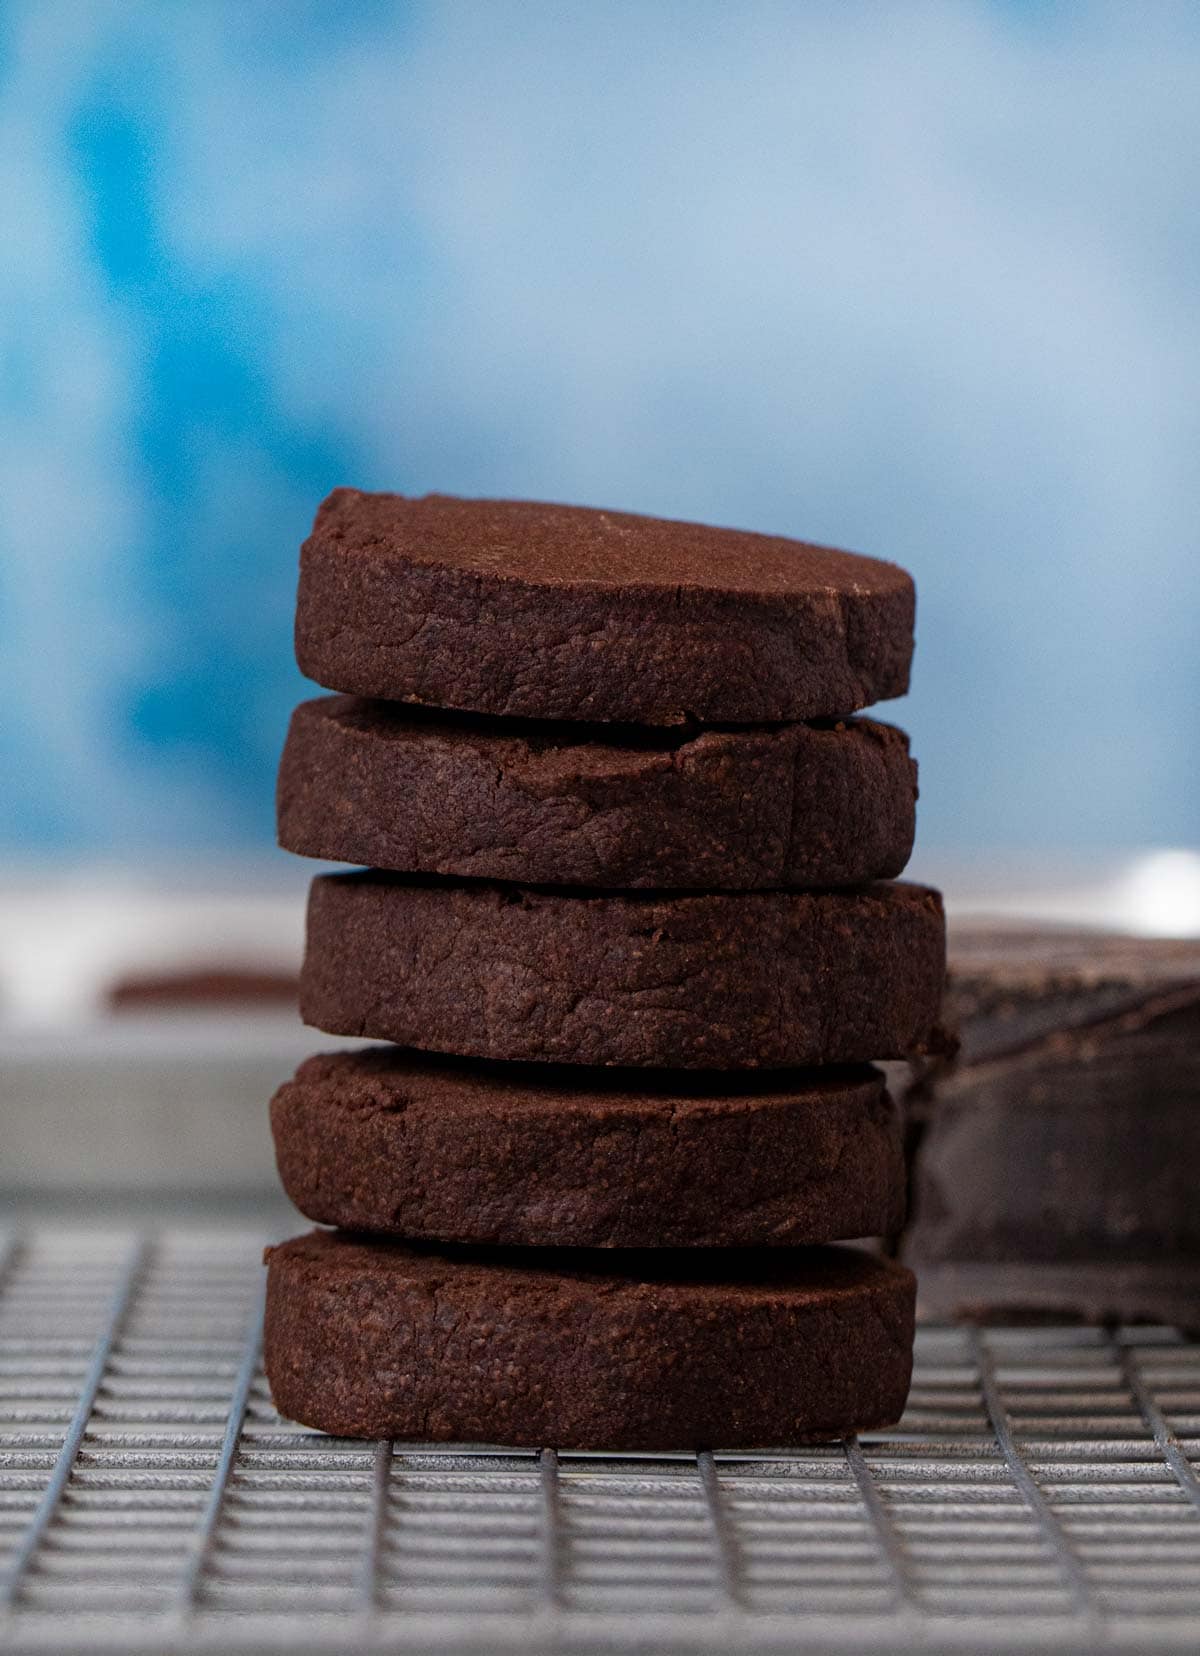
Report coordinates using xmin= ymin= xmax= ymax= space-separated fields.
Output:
xmin=2 ymin=0 xmax=1197 ymax=855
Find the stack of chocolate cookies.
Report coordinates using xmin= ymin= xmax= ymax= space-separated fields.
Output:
xmin=263 ymin=491 xmax=945 ymax=1449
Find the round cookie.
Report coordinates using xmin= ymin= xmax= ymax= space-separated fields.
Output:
xmin=300 ymin=872 xmax=945 ymax=1069
xmin=263 ymin=1230 xmax=916 ymax=1448
xmin=295 ymin=490 xmax=915 ymax=724
xmin=277 ymin=696 xmax=917 ymax=889
xmin=270 ymin=1049 xmax=905 ymax=1248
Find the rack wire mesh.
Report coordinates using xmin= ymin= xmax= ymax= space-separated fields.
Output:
xmin=1 ymin=1228 xmax=1198 ymax=1653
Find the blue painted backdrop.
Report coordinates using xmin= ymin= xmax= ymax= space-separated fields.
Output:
xmin=2 ymin=0 xmax=1197 ymax=853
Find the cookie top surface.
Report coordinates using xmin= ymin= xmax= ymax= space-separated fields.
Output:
xmin=296 ymin=491 xmax=915 ymax=722
xmin=310 ymin=489 xmax=909 ymax=597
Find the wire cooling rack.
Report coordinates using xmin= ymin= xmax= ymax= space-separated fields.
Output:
xmin=1 ymin=1229 xmax=1199 ymax=1654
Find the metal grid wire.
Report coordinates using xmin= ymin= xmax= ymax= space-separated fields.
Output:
xmin=1 ymin=1230 xmax=1199 ymax=1653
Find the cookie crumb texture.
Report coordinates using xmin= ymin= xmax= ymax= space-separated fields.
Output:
xmin=263 ymin=1230 xmax=916 ymax=1448
xmin=270 ymin=1049 xmax=905 ymax=1248
xmin=300 ymin=872 xmax=946 ymax=1068
xmin=295 ymin=491 xmax=915 ymax=724
xmin=277 ymin=696 xmax=918 ymax=889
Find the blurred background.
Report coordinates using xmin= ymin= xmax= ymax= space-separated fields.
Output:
xmin=2 ymin=0 xmax=1198 ymax=1199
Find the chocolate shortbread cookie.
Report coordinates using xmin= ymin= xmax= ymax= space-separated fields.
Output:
xmin=271 ymin=1049 xmax=905 ymax=1247
xmin=263 ymin=1230 xmax=916 ymax=1447
xmin=300 ymin=873 xmax=946 ymax=1069
xmin=295 ymin=491 xmax=915 ymax=724
xmin=277 ymin=696 xmax=917 ymax=889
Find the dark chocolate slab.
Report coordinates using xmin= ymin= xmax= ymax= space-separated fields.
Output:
xmin=901 ymin=928 xmax=1200 ymax=1330
xmin=914 ymin=1261 xmax=1200 ymax=1334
